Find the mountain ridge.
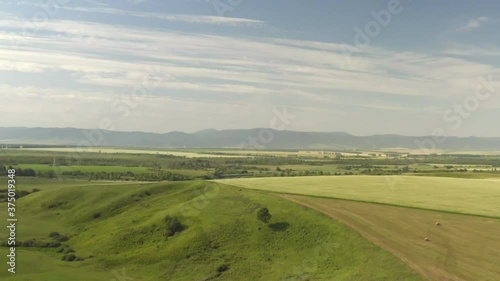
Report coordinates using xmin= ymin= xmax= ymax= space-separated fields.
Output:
xmin=1 ymin=127 xmax=499 ymax=151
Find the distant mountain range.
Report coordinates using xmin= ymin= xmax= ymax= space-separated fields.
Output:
xmin=1 ymin=127 xmax=500 ymax=151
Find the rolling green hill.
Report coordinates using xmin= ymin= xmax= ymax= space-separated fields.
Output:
xmin=0 ymin=180 xmax=423 ymax=281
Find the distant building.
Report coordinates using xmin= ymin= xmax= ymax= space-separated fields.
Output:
xmin=385 ymin=152 xmax=409 ymax=158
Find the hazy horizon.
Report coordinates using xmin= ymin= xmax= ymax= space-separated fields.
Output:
xmin=2 ymin=125 xmax=500 ymax=139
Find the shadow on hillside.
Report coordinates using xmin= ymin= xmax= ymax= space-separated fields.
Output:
xmin=268 ymin=222 xmax=290 ymax=232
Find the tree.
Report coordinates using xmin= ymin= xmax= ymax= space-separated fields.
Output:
xmin=164 ymin=215 xmax=185 ymax=237
xmin=257 ymin=208 xmax=272 ymax=224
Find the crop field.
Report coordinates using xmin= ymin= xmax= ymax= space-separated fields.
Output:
xmin=0 ymin=180 xmax=423 ymax=281
xmin=20 ymin=148 xmax=242 ymax=158
xmin=216 ymin=176 xmax=500 ymax=217
xmin=282 ymin=195 xmax=500 ymax=281
xmin=253 ymin=163 xmax=500 ymax=177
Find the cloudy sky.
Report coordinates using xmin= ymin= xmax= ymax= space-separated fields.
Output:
xmin=1 ymin=0 xmax=499 ymax=136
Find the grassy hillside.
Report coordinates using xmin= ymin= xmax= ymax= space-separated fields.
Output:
xmin=283 ymin=195 xmax=500 ymax=281
xmin=217 ymin=176 xmax=500 ymax=217
xmin=0 ymin=180 xmax=423 ymax=281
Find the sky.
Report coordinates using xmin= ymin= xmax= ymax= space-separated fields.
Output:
xmin=0 ymin=0 xmax=499 ymax=137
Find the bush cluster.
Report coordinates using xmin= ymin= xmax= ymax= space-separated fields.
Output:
xmin=164 ymin=215 xmax=185 ymax=237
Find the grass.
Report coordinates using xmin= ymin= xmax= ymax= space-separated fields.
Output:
xmin=260 ymin=164 xmax=344 ymax=173
xmin=0 ymin=177 xmax=140 ymax=191
xmin=216 ymin=175 xmax=500 ymax=217
xmin=282 ymin=195 xmax=500 ymax=281
xmin=0 ymin=250 xmax=113 ymax=281
xmin=0 ymin=180 xmax=423 ymax=281
xmin=8 ymin=164 xmax=210 ymax=178
xmin=11 ymin=164 xmax=151 ymax=173
xmin=411 ymin=172 xmax=500 ymax=179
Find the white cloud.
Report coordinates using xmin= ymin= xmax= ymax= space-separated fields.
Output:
xmin=1 ymin=18 xmax=497 ymax=99
xmin=444 ymin=43 xmax=500 ymax=57
xmin=0 ymin=17 xmax=499 ymax=134
xmin=61 ymin=6 xmax=265 ymax=26
xmin=458 ymin=16 xmax=489 ymax=32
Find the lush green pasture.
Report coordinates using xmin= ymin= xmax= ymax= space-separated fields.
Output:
xmin=1 ymin=250 xmax=113 ymax=281
xmin=0 ymin=180 xmax=423 ymax=281
xmin=283 ymin=195 xmax=500 ymax=281
xmin=11 ymin=164 xmax=150 ymax=173
xmin=217 ymin=176 xmax=500 ymax=217
xmin=8 ymin=164 xmax=210 ymax=178
xmin=412 ymin=172 xmax=500 ymax=179
xmin=0 ymin=177 xmax=132 ymax=190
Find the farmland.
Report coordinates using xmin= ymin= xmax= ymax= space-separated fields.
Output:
xmin=217 ymin=176 xmax=500 ymax=217
xmin=21 ymin=147 xmax=243 ymax=158
xmin=0 ymin=148 xmax=499 ymax=280
xmin=2 ymin=149 xmax=500 ymax=181
xmin=281 ymin=195 xmax=500 ymax=281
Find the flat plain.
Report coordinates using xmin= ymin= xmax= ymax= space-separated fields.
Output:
xmin=20 ymin=148 xmax=241 ymax=158
xmin=217 ymin=176 xmax=500 ymax=217
xmin=282 ymin=195 xmax=500 ymax=281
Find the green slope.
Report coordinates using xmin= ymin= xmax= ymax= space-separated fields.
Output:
xmin=0 ymin=180 xmax=423 ymax=281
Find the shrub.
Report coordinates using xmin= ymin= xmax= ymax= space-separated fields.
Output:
xmin=49 ymin=232 xmax=69 ymax=242
xmin=62 ymin=254 xmax=76 ymax=262
xmin=217 ymin=264 xmax=229 ymax=273
xmin=257 ymin=208 xmax=272 ymax=224
xmin=45 ymin=241 xmax=62 ymax=248
xmin=164 ymin=215 xmax=185 ymax=237
xmin=18 ymin=240 xmax=61 ymax=248
xmin=57 ymin=245 xmax=74 ymax=253
xmin=55 ymin=235 xmax=69 ymax=242
xmin=136 ymin=191 xmax=151 ymax=197
xmin=17 ymin=190 xmax=31 ymax=199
